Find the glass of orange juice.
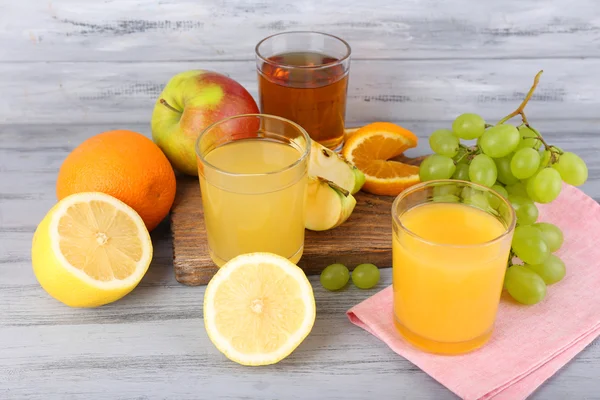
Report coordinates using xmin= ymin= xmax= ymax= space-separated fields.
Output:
xmin=195 ymin=114 xmax=310 ymax=267
xmin=391 ymin=180 xmax=516 ymax=355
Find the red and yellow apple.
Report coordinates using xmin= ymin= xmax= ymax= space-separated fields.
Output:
xmin=151 ymin=70 xmax=259 ymax=176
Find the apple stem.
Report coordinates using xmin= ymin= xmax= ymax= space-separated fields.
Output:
xmin=160 ymin=99 xmax=180 ymax=113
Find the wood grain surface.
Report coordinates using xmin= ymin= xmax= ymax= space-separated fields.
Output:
xmin=172 ymin=175 xmax=401 ymax=286
xmin=2 ymin=59 xmax=600 ymax=125
xmin=2 ymin=0 xmax=600 ymax=398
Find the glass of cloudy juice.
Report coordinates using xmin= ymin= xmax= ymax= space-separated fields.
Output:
xmin=195 ymin=114 xmax=310 ymax=267
xmin=256 ymin=31 xmax=351 ymax=152
xmin=391 ymin=180 xmax=516 ymax=355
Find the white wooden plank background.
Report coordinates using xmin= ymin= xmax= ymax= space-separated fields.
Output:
xmin=3 ymin=0 xmax=600 ymax=62
xmin=1 ymin=0 xmax=600 ymax=398
xmin=1 ymin=59 xmax=599 ymax=124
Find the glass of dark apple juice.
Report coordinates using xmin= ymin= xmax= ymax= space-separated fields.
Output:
xmin=255 ymin=31 xmax=351 ymax=152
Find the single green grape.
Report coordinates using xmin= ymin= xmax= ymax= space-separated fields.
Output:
xmin=553 ymin=152 xmax=588 ymax=186
xmin=512 ymin=225 xmax=550 ymax=265
xmin=487 ymin=184 xmax=508 ymax=209
xmin=525 ymin=175 xmax=543 ymax=203
xmin=538 ymin=149 xmax=551 ymax=170
xmin=476 ymin=134 xmax=483 ymax=148
xmin=419 ymin=155 xmax=456 ymax=181
xmin=433 ymin=184 xmax=459 ymax=197
xmin=504 ymin=265 xmax=547 ymax=305
xmin=460 ymin=186 xmax=475 ymax=200
xmin=320 ymin=263 xmax=350 ymax=291
xmin=491 ymin=184 xmax=508 ymax=198
xmin=495 ymin=154 xmax=519 ymax=185
xmin=467 ymin=193 xmax=490 ymax=210
xmin=452 ymin=163 xmax=470 ymax=181
xmin=461 ymin=187 xmax=490 ymax=210
xmin=516 ymin=125 xmax=542 ymax=151
xmin=533 ymin=222 xmax=564 ymax=252
xmin=524 ymin=254 xmax=566 ymax=285
xmin=479 ymin=124 xmax=521 ymax=158
xmin=506 ymin=182 xmax=528 ymax=198
xmin=510 ymin=148 xmax=540 ymax=180
xmin=452 ymin=113 xmax=486 ymax=140
xmin=351 ymin=263 xmax=380 ymax=289
xmin=508 ymin=194 xmax=539 ymax=226
xmin=468 ymin=154 xmax=497 ymax=187
xmin=497 ymin=201 xmax=514 ymax=227
xmin=433 ymin=194 xmax=461 ymax=203
xmin=531 ymin=168 xmax=562 ymax=203
xmin=429 ymin=129 xmax=459 ymax=157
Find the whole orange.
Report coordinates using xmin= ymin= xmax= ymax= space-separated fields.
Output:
xmin=56 ymin=130 xmax=177 ymax=232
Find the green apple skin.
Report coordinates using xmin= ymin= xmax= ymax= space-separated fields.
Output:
xmin=151 ymin=70 xmax=259 ymax=176
xmin=351 ymin=167 xmax=366 ymax=194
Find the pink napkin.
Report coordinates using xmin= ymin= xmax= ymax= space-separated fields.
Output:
xmin=347 ymin=184 xmax=600 ymax=400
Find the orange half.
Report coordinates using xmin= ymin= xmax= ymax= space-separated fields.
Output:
xmin=342 ymin=122 xmax=420 ymax=196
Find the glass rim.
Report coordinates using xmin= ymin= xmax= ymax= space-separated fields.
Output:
xmin=255 ymin=30 xmax=351 ymax=70
xmin=194 ymin=113 xmax=311 ymax=178
xmin=391 ymin=179 xmax=517 ymax=248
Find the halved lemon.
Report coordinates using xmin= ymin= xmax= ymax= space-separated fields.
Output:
xmin=204 ymin=252 xmax=316 ymax=366
xmin=342 ymin=122 xmax=421 ymax=196
xmin=31 ymin=192 xmax=153 ymax=307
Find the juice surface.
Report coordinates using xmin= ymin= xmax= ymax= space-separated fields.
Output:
xmin=392 ymin=202 xmax=511 ymax=354
xmin=258 ymin=51 xmax=348 ymax=150
xmin=199 ymin=138 xmax=306 ymax=266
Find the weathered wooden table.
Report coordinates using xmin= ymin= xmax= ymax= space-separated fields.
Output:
xmin=2 ymin=1 xmax=600 ymax=398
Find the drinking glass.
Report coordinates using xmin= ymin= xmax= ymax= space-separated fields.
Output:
xmin=255 ymin=31 xmax=351 ymax=151
xmin=195 ymin=114 xmax=310 ymax=267
xmin=391 ymin=180 xmax=516 ymax=354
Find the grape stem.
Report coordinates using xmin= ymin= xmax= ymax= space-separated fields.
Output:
xmin=456 ymin=144 xmax=479 ymax=164
xmin=507 ymin=249 xmax=516 ymax=268
xmin=527 ymin=125 xmax=550 ymax=148
xmin=527 ymin=125 xmax=562 ymax=163
xmin=494 ymin=70 xmax=562 ymax=164
xmin=497 ymin=70 xmax=543 ymax=125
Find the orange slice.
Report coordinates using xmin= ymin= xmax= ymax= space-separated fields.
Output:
xmin=342 ymin=122 xmax=420 ymax=196
xmin=343 ymin=126 xmax=362 ymax=142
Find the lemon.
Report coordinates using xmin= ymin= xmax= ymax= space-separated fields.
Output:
xmin=203 ymin=252 xmax=316 ymax=366
xmin=31 ymin=192 xmax=153 ymax=307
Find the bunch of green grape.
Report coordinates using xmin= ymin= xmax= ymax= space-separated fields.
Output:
xmin=420 ymin=112 xmax=588 ymax=305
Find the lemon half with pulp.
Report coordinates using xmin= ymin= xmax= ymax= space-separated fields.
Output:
xmin=31 ymin=192 xmax=153 ymax=307
xmin=204 ymin=252 xmax=316 ymax=366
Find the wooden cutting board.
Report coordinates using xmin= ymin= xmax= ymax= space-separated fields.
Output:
xmin=170 ymin=155 xmax=425 ymax=286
